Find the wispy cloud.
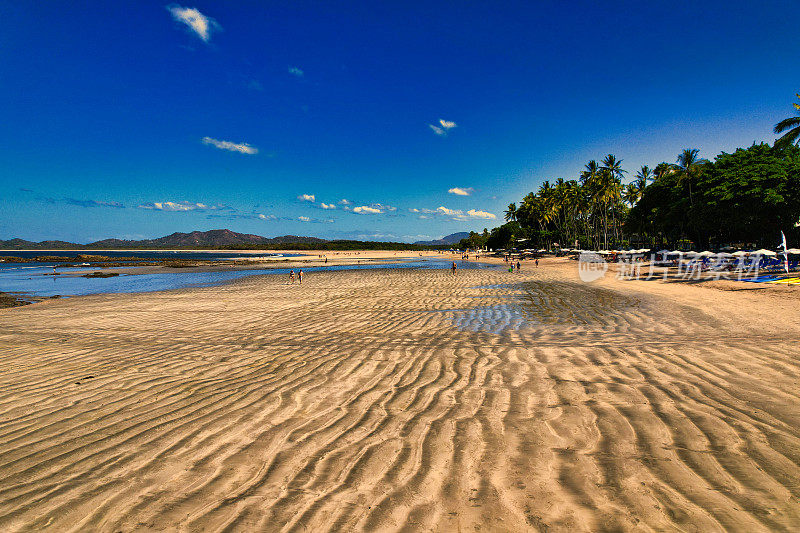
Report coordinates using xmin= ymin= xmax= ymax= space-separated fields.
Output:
xmin=202 ymin=136 xmax=258 ymax=154
xmin=448 ymin=187 xmax=474 ymax=196
xmin=65 ymin=199 xmax=125 ymax=208
xmin=436 ymin=206 xmax=461 ymax=216
xmin=288 ymin=66 xmax=304 ymax=77
xmin=259 ymin=213 xmax=277 ymax=220
xmin=429 ymin=124 xmax=445 ymax=136
xmin=338 ymin=199 xmax=351 ymax=205
xmin=167 ymin=5 xmax=220 ymax=42
xmin=298 ymin=216 xmax=311 ymax=222
xmin=429 ymin=119 xmax=457 ymax=136
xmin=298 ymin=194 xmax=315 ymax=202
xmin=138 ymin=201 xmax=227 ymax=212
xmin=320 ymin=202 xmax=336 ymax=210
xmin=353 ymin=206 xmax=382 ymax=214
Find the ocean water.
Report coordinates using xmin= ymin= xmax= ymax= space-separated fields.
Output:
xmin=0 ymin=259 xmax=499 ymax=298
xmin=0 ymin=250 xmax=297 ymax=264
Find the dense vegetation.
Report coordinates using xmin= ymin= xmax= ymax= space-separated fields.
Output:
xmin=459 ymin=95 xmax=800 ymax=251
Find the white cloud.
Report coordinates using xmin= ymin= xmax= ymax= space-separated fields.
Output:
xmin=298 ymin=216 xmax=311 ymax=222
xmin=202 ymin=136 xmax=258 ymax=154
xmin=258 ymin=213 xmax=277 ymax=220
xmin=411 ymin=205 xmax=495 ymax=221
xmin=320 ymin=203 xmax=336 ymax=209
xmin=353 ymin=205 xmax=382 ymax=214
xmin=297 ymin=194 xmax=315 ymax=202
xmin=448 ymin=187 xmax=474 ymax=196
xmin=467 ymin=209 xmax=496 ymax=219
xmin=436 ymin=206 xmax=462 ymax=216
xmin=138 ymin=201 xmax=219 ymax=212
xmin=370 ymin=203 xmax=396 ymax=212
xmin=288 ymin=66 xmax=304 ymax=77
xmin=338 ymin=199 xmax=351 ymax=205
xmin=429 ymin=119 xmax=457 ymax=136
xmin=167 ymin=5 xmax=220 ymax=42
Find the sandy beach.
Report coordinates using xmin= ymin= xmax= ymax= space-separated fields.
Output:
xmin=1 ymin=258 xmax=799 ymax=531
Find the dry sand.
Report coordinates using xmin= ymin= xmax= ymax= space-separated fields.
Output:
xmin=0 ymin=258 xmax=799 ymax=531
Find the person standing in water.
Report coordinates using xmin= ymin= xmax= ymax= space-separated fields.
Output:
xmin=451 ymin=261 xmax=457 ymax=275
xmin=289 ymin=270 xmax=295 ymax=284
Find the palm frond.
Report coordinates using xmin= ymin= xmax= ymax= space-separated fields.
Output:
xmin=774 ymin=128 xmax=800 ymax=149
xmin=773 ymin=116 xmax=800 ymax=134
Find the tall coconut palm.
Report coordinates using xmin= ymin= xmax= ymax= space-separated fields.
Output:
xmin=600 ymin=154 xmax=625 ymax=247
xmin=774 ymin=93 xmax=800 ymax=149
xmin=504 ymin=202 xmax=517 ymax=222
xmin=672 ymin=149 xmax=708 ymax=207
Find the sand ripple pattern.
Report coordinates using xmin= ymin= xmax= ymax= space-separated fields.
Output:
xmin=0 ymin=267 xmax=799 ymax=531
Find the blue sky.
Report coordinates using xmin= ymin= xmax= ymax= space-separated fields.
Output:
xmin=1 ymin=1 xmax=798 ymax=243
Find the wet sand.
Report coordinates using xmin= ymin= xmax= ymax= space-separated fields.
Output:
xmin=0 ymin=259 xmax=799 ymax=531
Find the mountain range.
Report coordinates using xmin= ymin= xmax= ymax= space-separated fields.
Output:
xmin=0 ymin=229 xmax=467 ymax=249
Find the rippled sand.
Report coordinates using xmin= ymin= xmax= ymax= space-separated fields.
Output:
xmin=1 ymin=261 xmax=799 ymax=531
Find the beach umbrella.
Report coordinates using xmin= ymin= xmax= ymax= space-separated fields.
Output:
xmin=684 ymin=251 xmax=699 ymax=257
xmin=731 ymin=250 xmax=748 ymax=256
xmin=716 ymin=252 xmax=733 ymax=258
xmin=753 ymin=249 xmax=777 ymax=256
xmin=637 ymin=248 xmax=651 ymax=253
xmin=698 ymin=251 xmax=715 ymax=257
xmin=787 ymin=248 xmax=800 ymax=254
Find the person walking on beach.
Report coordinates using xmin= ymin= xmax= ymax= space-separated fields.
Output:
xmin=535 ymin=258 xmax=539 ymax=268
xmin=451 ymin=261 xmax=457 ymax=275
xmin=289 ymin=270 xmax=295 ymax=284
xmin=298 ymin=269 xmax=303 ymax=284
xmin=516 ymin=261 xmax=521 ymax=272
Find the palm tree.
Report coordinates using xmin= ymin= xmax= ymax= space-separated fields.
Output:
xmin=653 ymin=162 xmax=672 ymax=182
xmin=774 ymin=93 xmax=800 ymax=149
xmin=504 ymin=203 xmax=517 ymax=222
xmin=623 ymin=183 xmax=640 ymax=207
xmin=672 ymin=149 xmax=708 ymax=207
xmin=635 ymin=165 xmax=652 ymax=189
xmin=600 ymin=154 xmax=625 ymax=247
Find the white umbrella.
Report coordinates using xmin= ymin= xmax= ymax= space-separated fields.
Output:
xmin=786 ymin=248 xmax=800 ymax=254
xmin=637 ymin=248 xmax=651 ymax=253
xmin=684 ymin=251 xmax=699 ymax=257
xmin=753 ymin=249 xmax=777 ymax=256
xmin=731 ymin=250 xmax=748 ymax=256
xmin=716 ymin=252 xmax=733 ymax=258
xmin=698 ymin=251 xmax=715 ymax=257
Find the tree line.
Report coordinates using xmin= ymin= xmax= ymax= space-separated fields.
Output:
xmin=460 ymin=93 xmax=800 ymax=251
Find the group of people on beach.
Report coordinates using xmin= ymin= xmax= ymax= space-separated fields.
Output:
xmin=288 ymin=269 xmax=303 ymax=284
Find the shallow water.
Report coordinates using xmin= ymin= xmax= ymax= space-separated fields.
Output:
xmin=451 ymin=280 xmax=637 ymax=333
xmin=0 ymin=259 xmax=498 ymax=298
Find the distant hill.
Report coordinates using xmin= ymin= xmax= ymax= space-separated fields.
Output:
xmin=0 ymin=229 xmax=434 ymax=251
xmin=414 ymin=232 xmax=469 ymax=246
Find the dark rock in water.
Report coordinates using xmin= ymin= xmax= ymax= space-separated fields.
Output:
xmin=83 ymin=271 xmax=120 ymax=278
